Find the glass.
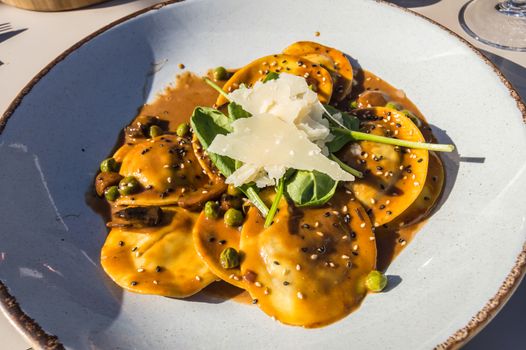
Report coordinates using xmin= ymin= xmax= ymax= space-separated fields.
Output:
xmin=460 ymin=0 xmax=526 ymax=51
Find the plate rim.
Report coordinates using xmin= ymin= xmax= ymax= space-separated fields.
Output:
xmin=0 ymin=1 xmax=524 ymax=349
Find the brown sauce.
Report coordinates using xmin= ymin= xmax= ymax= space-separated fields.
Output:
xmin=95 ymin=68 xmax=445 ymax=303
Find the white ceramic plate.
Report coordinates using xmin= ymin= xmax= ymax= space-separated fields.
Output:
xmin=1 ymin=1 xmax=525 ymax=349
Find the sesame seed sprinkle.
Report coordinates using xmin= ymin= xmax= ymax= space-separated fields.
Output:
xmin=310 ymin=254 xmax=318 ymax=260
xmin=137 ymin=268 xmax=145 ymax=273
xmin=297 ymin=292 xmax=304 ymax=299
xmin=296 ymin=264 xmax=301 ymax=271
xmin=360 ymin=222 xmax=366 ymax=228
xmin=255 ymin=281 xmax=262 ymax=287
xmin=195 ymin=276 xmax=202 ymax=281
xmin=153 ymin=280 xmax=159 ymax=285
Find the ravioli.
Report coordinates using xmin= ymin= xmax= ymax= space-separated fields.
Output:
xmin=337 ymin=107 xmax=429 ymax=226
xmin=115 ymin=134 xmax=226 ymax=208
xmin=283 ymin=41 xmax=353 ymax=101
xmin=193 ymin=212 xmax=245 ymax=289
xmin=379 ymin=151 xmax=444 ymax=229
xmin=239 ymin=193 xmax=376 ymax=327
xmin=216 ymin=54 xmax=333 ymax=106
xmin=100 ymin=207 xmax=217 ymax=297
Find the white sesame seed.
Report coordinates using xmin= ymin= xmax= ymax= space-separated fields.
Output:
xmin=401 ymin=241 xmax=407 ymax=246
xmin=310 ymin=254 xmax=318 ymax=260
xmin=360 ymin=222 xmax=366 ymax=228
xmin=201 ymin=190 xmax=208 ymax=194
xmin=229 ymin=274 xmax=235 ymax=279
xmin=342 ymin=205 xmax=348 ymax=213
xmin=386 ymin=200 xmax=391 ymax=205
xmin=135 ymin=252 xmax=140 ymax=257
xmin=195 ymin=276 xmax=202 ymax=281
xmin=297 ymin=292 xmax=304 ymax=299
xmin=316 ymin=231 xmax=324 ymax=237
xmin=314 ymin=221 xmax=320 ymax=228
xmin=329 ymin=262 xmax=335 ymax=268
xmin=233 ymin=276 xmax=241 ymax=281
xmin=296 ymin=264 xmax=301 ymax=271
xmin=264 ymin=288 xmax=270 ymax=295
xmin=153 ymin=280 xmax=159 ymax=285
xmin=369 ymin=236 xmax=376 ymax=241
xmin=342 ymin=235 xmax=349 ymax=240
xmin=414 ymin=181 xmax=420 ymax=186
xmin=353 ymin=245 xmax=358 ymax=251
xmin=137 ymin=268 xmax=145 ymax=273
xmin=370 ymin=198 xmax=376 ymax=204
xmin=332 ymin=210 xmax=339 ymax=215
xmin=255 ymin=281 xmax=262 ymax=287
xmin=374 ymin=222 xmax=380 ymax=227
xmin=341 ymin=254 xmax=350 ymax=259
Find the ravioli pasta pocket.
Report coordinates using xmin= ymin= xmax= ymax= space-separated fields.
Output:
xmin=96 ymin=41 xmax=454 ymax=327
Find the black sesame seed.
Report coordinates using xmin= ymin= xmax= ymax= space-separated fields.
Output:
xmin=301 ymin=223 xmax=311 ymax=229
xmin=208 ymin=237 xmax=216 ymax=243
xmin=252 ymin=299 xmax=258 ymax=304
xmin=132 ymin=247 xmax=138 ymax=252
xmin=283 ymin=281 xmax=290 ymax=286
xmin=273 ymin=261 xmax=280 ymax=265
xmin=131 ymin=281 xmax=138 ymax=286
xmin=386 ymin=211 xmax=392 ymax=215
xmin=156 ymin=266 xmax=162 ymax=273
xmin=343 ymin=214 xmax=351 ymax=224
xmin=301 ymin=247 xmax=308 ymax=252
xmin=118 ymin=241 xmax=125 ymax=246
xmin=417 ymin=158 xmax=423 ymax=163
xmin=324 ymin=212 xmax=331 ymax=217
xmin=379 ymin=204 xmax=386 ymax=209
xmin=218 ymin=240 xmax=227 ymax=245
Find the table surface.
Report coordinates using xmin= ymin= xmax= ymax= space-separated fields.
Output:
xmin=0 ymin=0 xmax=525 ymax=349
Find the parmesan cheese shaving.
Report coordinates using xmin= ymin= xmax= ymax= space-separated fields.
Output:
xmin=228 ymin=73 xmax=332 ymax=151
xmin=208 ymin=114 xmax=353 ymax=187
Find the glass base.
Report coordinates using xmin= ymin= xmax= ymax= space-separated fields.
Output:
xmin=460 ymin=0 xmax=526 ymax=51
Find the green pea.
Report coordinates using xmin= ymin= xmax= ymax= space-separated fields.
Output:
xmin=204 ymin=201 xmax=219 ymax=219
xmin=118 ymin=176 xmax=141 ymax=196
xmin=401 ymin=109 xmax=422 ymax=127
xmin=385 ymin=101 xmax=402 ymax=111
xmin=104 ymin=186 xmax=120 ymax=201
xmin=100 ymin=158 xmax=119 ymax=173
xmin=213 ymin=66 xmax=228 ymax=81
xmin=224 ymin=208 xmax=244 ymax=227
xmin=365 ymin=270 xmax=387 ymax=292
xmin=176 ymin=123 xmax=190 ymax=137
xmin=220 ymin=247 xmax=240 ymax=269
xmin=226 ymin=184 xmax=242 ymax=197
xmin=349 ymin=100 xmax=358 ymax=109
xmin=149 ymin=125 xmax=163 ymax=138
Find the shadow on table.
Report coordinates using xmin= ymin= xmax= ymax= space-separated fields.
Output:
xmin=384 ymin=0 xmax=442 ymax=8
xmin=464 ymin=277 xmax=526 ymax=349
xmin=0 ymin=28 xmax=27 ymax=44
xmin=479 ymin=49 xmax=526 ymax=101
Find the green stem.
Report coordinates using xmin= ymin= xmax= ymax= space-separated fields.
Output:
xmin=329 ymin=154 xmax=364 ymax=178
xmin=331 ymin=128 xmax=455 ymax=152
xmin=204 ymin=77 xmax=231 ymax=101
xmin=264 ymin=179 xmax=284 ymax=228
xmin=245 ymin=185 xmax=269 ymax=218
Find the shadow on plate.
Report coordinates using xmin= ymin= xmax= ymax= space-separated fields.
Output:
xmin=0 ymin=25 xmax=157 ymax=349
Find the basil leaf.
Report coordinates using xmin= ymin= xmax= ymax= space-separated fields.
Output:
xmin=228 ymin=102 xmax=251 ymax=121
xmin=325 ymin=104 xmax=360 ymax=153
xmin=263 ymin=71 xmax=280 ymax=82
xmin=190 ymin=107 xmax=236 ymax=176
xmin=285 ymin=170 xmax=337 ymax=207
